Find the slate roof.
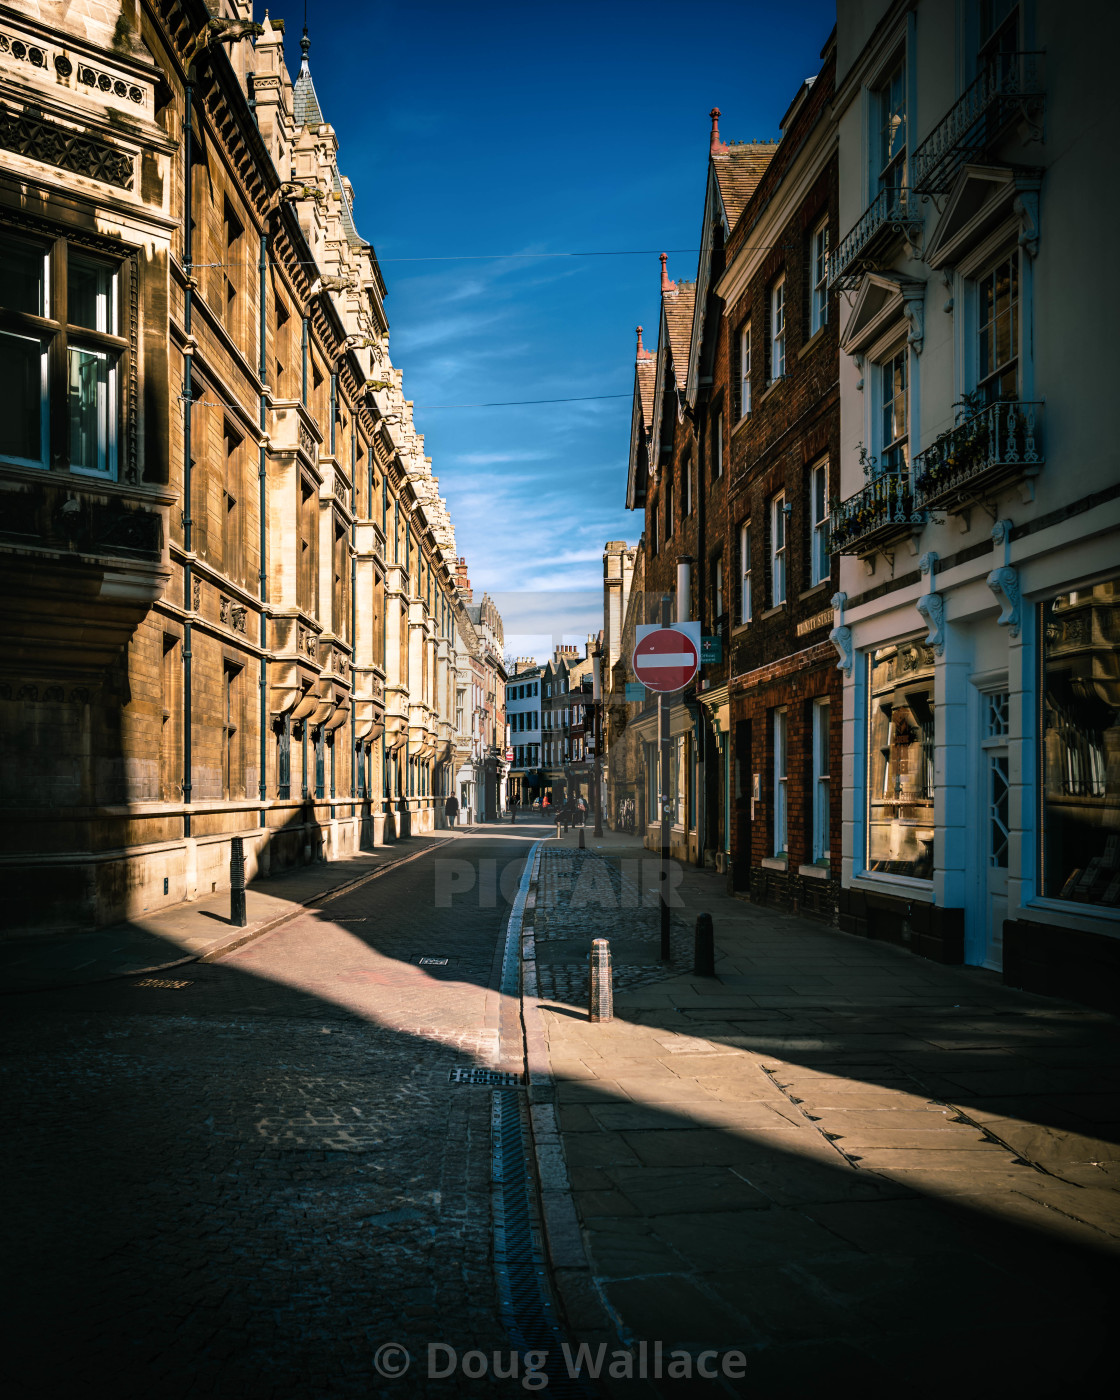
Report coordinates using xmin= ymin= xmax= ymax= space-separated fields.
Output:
xmin=712 ymin=142 xmax=780 ymax=226
xmin=636 ymin=353 xmax=657 ymax=431
xmin=662 ymin=282 xmax=697 ymax=376
xmin=292 ymin=47 xmax=322 ymax=127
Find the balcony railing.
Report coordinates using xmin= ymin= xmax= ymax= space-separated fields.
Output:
xmin=828 ymin=186 xmax=924 ymax=291
xmin=913 ymin=53 xmax=1043 ymax=195
xmin=831 ymin=469 xmax=923 ymax=554
xmin=911 ymin=400 xmax=1043 ymax=511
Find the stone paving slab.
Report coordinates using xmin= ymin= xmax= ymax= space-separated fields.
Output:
xmin=0 ymin=830 xmax=465 ymax=992
xmin=522 ymin=833 xmax=1120 ymax=1395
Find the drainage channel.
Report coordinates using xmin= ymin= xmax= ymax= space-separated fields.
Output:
xmin=490 ymin=840 xmax=595 ymax=1398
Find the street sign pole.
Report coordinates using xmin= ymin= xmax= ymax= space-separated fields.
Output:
xmin=631 ymin=611 xmax=700 ymax=966
xmin=659 ymin=594 xmax=672 ymax=961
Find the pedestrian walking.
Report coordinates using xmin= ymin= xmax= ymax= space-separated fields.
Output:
xmin=576 ymin=795 xmax=588 ymax=828
xmin=444 ymin=793 xmax=459 ymax=827
xmin=509 ymin=796 xmax=518 ymax=825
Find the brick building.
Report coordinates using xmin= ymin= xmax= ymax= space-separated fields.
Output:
xmin=719 ymin=42 xmax=841 ymax=919
xmin=613 ymin=125 xmax=777 ymax=866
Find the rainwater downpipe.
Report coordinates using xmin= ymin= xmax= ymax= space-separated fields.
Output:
xmin=182 ymin=80 xmax=194 ymax=837
xmin=301 ymin=315 xmax=308 ymax=405
xmin=258 ymin=231 xmax=269 ymax=821
xmin=696 ymin=426 xmax=708 ymax=866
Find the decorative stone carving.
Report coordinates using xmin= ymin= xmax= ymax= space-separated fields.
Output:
xmin=1014 ymin=190 xmax=1039 ymax=258
xmin=829 ymin=624 xmax=853 ymax=674
xmin=0 ymin=102 xmax=134 ymax=189
xmin=298 ymin=421 xmax=317 ymax=458
xmin=219 ymin=596 xmax=230 ymax=624
xmin=991 ymin=519 xmax=1011 ymax=548
xmin=903 ymin=286 xmax=925 ymax=354
xmin=75 ymin=64 xmax=144 ymax=103
xmin=919 ymin=551 xmax=939 ymax=577
xmin=231 ymin=604 xmax=247 ymax=634
xmin=987 ymin=566 xmax=1021 ymax=637
xmin=916 ymin=591 xmax=945 ymax=655
xmin=0 ymin=34 xmax=47 ymax=68
xmin=829 ymin=591 xmax=852 ymax=675
xmin=192 ymin=576 xmax=201 ymax=611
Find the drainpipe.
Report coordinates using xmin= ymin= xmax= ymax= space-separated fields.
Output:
xmin=301 ymin=315 xmax=308 ymax=405
xmin=182 ymin=80 xmax=194 ymax=838
xmin=696 ymin=426 xmax=708 ymax=867
xmin=258 ymin=231 xmax=268 ymax=820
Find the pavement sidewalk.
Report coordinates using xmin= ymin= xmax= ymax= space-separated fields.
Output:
xmin=522 ymin=830 xmax=1120 ymax=1397
xmin=0 ymin=826 xmax=473 ymax=993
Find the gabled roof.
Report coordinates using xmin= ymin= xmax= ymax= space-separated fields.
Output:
xmin=649 ymin=272 xmax=696 ymax=474
xmin=662 ymin=281 xmax=696 ymax=370
xmin=626 ymin=350 xmax=658 ymax=511
xmin=712 ymin=143 xmax=779 ymax=226
xmin=685 ymin=139 xmax=778 ymax=402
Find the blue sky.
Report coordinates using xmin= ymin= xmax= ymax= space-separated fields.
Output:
xmin=279 ymin=1 xmax=835 ymax=659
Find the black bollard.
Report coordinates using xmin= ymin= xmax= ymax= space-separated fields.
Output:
xmin=694 ymin=911 xmax=715 ymax=977
xmin=589 ymin=938 xmax=613 ymax=1022
xmin=230 ymin=835 xmax=247 ymax=928
xmin=578 ymin=824 xmax=585 ymax=849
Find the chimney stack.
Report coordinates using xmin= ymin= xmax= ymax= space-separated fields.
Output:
xmin=635 ymin=325 xmax=652 ymax=361
xmin=660 ymin=253 xmax=676 ymax=294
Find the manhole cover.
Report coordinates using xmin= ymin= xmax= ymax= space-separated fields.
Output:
xmin=132 ymin=977 xmax=193 ymax=989
xmin=418 ymin=956 xmax=449 ymax=966
xmin=449 ymin=1068 xmax=522 ymax=1087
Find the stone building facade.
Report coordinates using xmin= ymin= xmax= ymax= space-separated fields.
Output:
xmin=831 ymin=0 xmax=1120 ymax=1008
xmin=0 ymin=0 xmax=489 ymax=932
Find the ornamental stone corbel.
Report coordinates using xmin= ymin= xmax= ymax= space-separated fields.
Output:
xmin=853 ymin=353 xmax=864 ymax=392
xmin=916 ymin=552 xmax=944 ymax=654
xmin=916 ymin=592 xmax=945 ymax=655
xmin=902 ymin=284 xmax=925 ymax=355
xmin=1014 ymin=190 xmax=1039 ymax=259
xmin=829 ymin=591 xmax=852 ymax=675
xmin=987 ymin=566 xmax=1021 ymax=637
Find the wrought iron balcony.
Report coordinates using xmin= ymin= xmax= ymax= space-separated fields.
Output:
xmin=828 ymin=186 xmax=924 ymax=291
xmin=913 ymin=53 xmax=1043 ymax=196
xmin=831 ymin=468 xmax=923 ymax=555
xmin=911 ymin=400 xmax=1043 ymax=511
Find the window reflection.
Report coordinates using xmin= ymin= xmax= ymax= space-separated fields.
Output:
xmin=1041 ymin=578 xmax=1120 ymax=905
xmin=867 ymin=642 xmax=936 ymax=879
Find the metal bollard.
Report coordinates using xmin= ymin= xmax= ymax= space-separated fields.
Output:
xmin=578 ymin=824 xmax=585 ymax=850
xmin=694 ymin=911 xmax=715 ymax=977
xmin=230 ymin=835 xmax=247 ymax=928
xmin=588 ymin=938 xmax=613 ymax=1022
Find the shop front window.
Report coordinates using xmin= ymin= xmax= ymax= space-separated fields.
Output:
xmin=866 ymin=642 xmax=936 ymax=879
xmin=1041 ymin=578 xmax=1120 ymax=906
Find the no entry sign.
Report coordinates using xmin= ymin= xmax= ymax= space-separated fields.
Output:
xmin=632 ymin=623 xmax=701 ymax=693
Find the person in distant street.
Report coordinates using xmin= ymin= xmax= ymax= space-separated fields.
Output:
xmin=445 ymin=793 xmax=459 ymax=827
xmin=509 ymin=795 xmax=518 ymax=824
xmin=542 ymin=795 xmax=551 ymax=809
xmin=576 ymin=795 xmax=588 ymax=827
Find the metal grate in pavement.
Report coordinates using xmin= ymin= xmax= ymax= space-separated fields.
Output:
xmin=418 ymin=956 xmax=449 ymax=966
xmin=450 ymin=1067 xmax=522 ymax=1087
xmin=132 ymin=977 xmax=193 ymax=989
xmin=492 ymin=1089 xmax=595 ymax=1397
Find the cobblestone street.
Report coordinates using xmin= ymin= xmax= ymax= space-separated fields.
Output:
xmin=1 ymin=828 xmax=545 ymax=1399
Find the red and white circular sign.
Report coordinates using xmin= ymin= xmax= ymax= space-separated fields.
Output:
xmin=632 ymin=627 xmax=700 ymax=693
